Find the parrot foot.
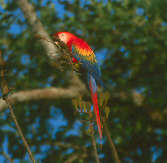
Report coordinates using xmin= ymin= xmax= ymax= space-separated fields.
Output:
xmin=72 ymin=96 xmax=91 ymax=113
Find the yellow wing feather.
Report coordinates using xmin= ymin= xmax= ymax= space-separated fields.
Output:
xmin=75 ymin=46 xmax=97 ymax=63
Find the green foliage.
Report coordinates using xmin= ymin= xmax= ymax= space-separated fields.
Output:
xmin=1 ymin=0 xmax=167 ymax=162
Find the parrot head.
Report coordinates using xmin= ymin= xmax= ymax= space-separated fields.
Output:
xmin=53 ymin=32 xmax=76 ymax=45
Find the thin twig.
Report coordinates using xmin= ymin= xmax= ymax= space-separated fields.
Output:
xmin=89 ymin=112 xmax=101 ymax=163
xmin=5 ymin=99 xmax=36 ymax=163
xmin=2 ymin=151 xmax=14 ymax=163
xmin=0 ymin=51 xmax=36 ymax=163
xmin=103 ymin=121 xmax=121 ymax=163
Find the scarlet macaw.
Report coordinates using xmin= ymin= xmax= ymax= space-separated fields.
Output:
xmin=53 ymin=32 xmax=103 ymax=138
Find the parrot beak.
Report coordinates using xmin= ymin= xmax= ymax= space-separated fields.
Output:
xmin=52 ymin=33 xmax=59 ymax=45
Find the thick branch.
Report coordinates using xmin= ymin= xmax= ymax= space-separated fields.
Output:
xmin=0 ymin=83 xmax=86 ymax=112
xmin=17 ymin=0 xmax=59 ymax=60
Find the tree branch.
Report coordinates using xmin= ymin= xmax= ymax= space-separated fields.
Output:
xmin=0 ymin=79 xmax=86 ymax=112
xmin=2 ymin=151 xmax=14 ymax=163
xmin=17 ymin=0 xmax=59 ymax=60
xmin=90 ymin=123 xmax=101 ymax=163
xmin=0 ymin=52 xmax=36 ymax=163
xmin=103 ymin=121 xmax=120 ymax=163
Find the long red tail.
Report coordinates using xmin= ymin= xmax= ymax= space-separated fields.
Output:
xmin=89 ymin=75 xmax=102 ymax=139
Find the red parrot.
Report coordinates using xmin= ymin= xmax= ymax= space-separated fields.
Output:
xmin=53 ymin=32 xmax=103 ymax=139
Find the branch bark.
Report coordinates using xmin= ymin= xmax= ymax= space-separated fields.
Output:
xmin=2 ymin=152 xmax=14 ymax=163
xmin=90 ymin=123 xmax=101 ymax=163
xmin=17 ymin=0 xmax=59 ymax=60
xmin=0 ymin=82 xmax=86 ymax=112
xmin=103 ymin=121 xmax=121 ymax=163
xmin=0 ymin=52 xmax=36 ymax=163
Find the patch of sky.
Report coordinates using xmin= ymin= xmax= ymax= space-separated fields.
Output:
xmin=76 ymin=29 xmax=83 ymax=36
xmin=41 ymin=0 xmax=50 ymax=6
xmin=96 ymin=136 xmax=105 ymax=145
xmin=137 ymin=148 xmax=142 ymax=156
xmin=154 ymin=128 xmax=162 ymax=135
xmin=108 ymin=80 xmax=117 ymax=87
xmin=24 ymin=152 xmax=33 ymax=163
xmin=8 ymin=24 xmax=22 ymax=35
xmin=0 ymin=109 xmax=10 ymax=120
xmin=80 ymin=0 xmax=92 ymax=8
xmin=157 ymin=135 xmax=162 ymax=142
xmin=63 ymin=148 xmax=74 ymax=155
xmin=0 ymin=4 xmax=5 ymax=12
xmin=21 ymin=54 xmax=30 ymax=65
xmin=2 ymin=136 xmax=8 ymax=153
xmin=53 ymin=145 xmax=60 ymax=150
xmin=66 ymin=11 xmax=74 ymax=17
xmin=124 ymin=51 xmax=129 ymax=58
xmin=122 ymin=69 xmax=132 ymax=78
xmin=35 ymin=153 xmax=46 ymax=161
xmin=26 ymin=133 xmax=33 ymax=139
xmin=124 ymin=157 xmax=133 ymax=163
xmin=25 ymin=110 xmax=30 ymax=117
xmin=1 ymin=0 xmax=9 ymax=12
xmin=134 ymin=39 xmax=140 ymax=45
xmin=161 ymin=22 xmax=167 ymax=26
xmin=113 ymin=118 xmax=120 ymax=123
xmin=40 ymin=144 xmax=50 ymax=153
xmin=145 ymin=15 xmax=149 ymax=20
xmin=99 ymin=153 xmax=105 ymax=158
xmin=12 ymin=159 xmax=21 ymax=163
xmin=112 ymin=25 xmax=116 ymax=31
xmin=36 ymin=10 xmax=40 ymax=18
xmin=45 ymin=76 xmax=54 ymax=87
xmin=136 ymin=8 xmax=144 ymax=16
xmin=48 ymin=108 xmax=68 ymax=138
xmin=32 ymin=117 xmax=40 ymax=130
xmin=3 ymin=50 xmax=12 ymax=61
xmin=37 ymin=135 xmax=43 ymax=141
xmin=0 ymin=136 xmax=13 ymax=162
xmin=120 ymin=46 xmax=126 ymax=53
xmin=52 ymin=0 xmax=66 ymax=19
xmin=43 ymin=133 xmax=49 ymax=139
xmin=0 ymin=156 xmax=5 ymax=163
xmin=18 ymin=69 xmax=28 ymax=78
xmin=96 ymin=49 xmax=108 ymax=65
xmin=1 ymin=124 xmax=16 ymax=133
xmin=151 ymin=147 xmax=162 ymax=162
xmin=135 ymin=87 xmax=145 ymax=93
xmin=8 ymin=9 xmax=26 ymax=35
xmin=50 ymin=106 xmax=62 ymax=117
xmin=13 ymin=145 xmax=19 ymax=151
xmin=111 ymin=9 xmax=115 ymax=15
xmin=65 ymin=120 xmax=82 ymax=136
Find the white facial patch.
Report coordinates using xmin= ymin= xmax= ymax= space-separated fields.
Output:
xmin=59 ymin=33 xmax=68 ymax=44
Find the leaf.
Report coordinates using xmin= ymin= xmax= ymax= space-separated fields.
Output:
xmin=104 ymin=106 xmax=110 ymax=119
xmin=72 ymin=99 xmax=79 ymax=112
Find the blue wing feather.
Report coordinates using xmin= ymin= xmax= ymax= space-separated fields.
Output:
xmin=72 ymin=46 xmax=105 ymax=88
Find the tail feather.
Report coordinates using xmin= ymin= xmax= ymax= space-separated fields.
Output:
xmin=89 ymin=75 xmax=102 ymax=139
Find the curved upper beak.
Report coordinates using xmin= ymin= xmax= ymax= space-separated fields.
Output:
xmin=52 ymin=33 xmax=59 ymax=45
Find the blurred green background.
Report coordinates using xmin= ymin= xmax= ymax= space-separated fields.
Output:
xmin=0 ymin=0 xmax=167 ymax=162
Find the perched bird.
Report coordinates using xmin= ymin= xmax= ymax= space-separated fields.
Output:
xmin=53 ymin=32 xmax=103 ymax=139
